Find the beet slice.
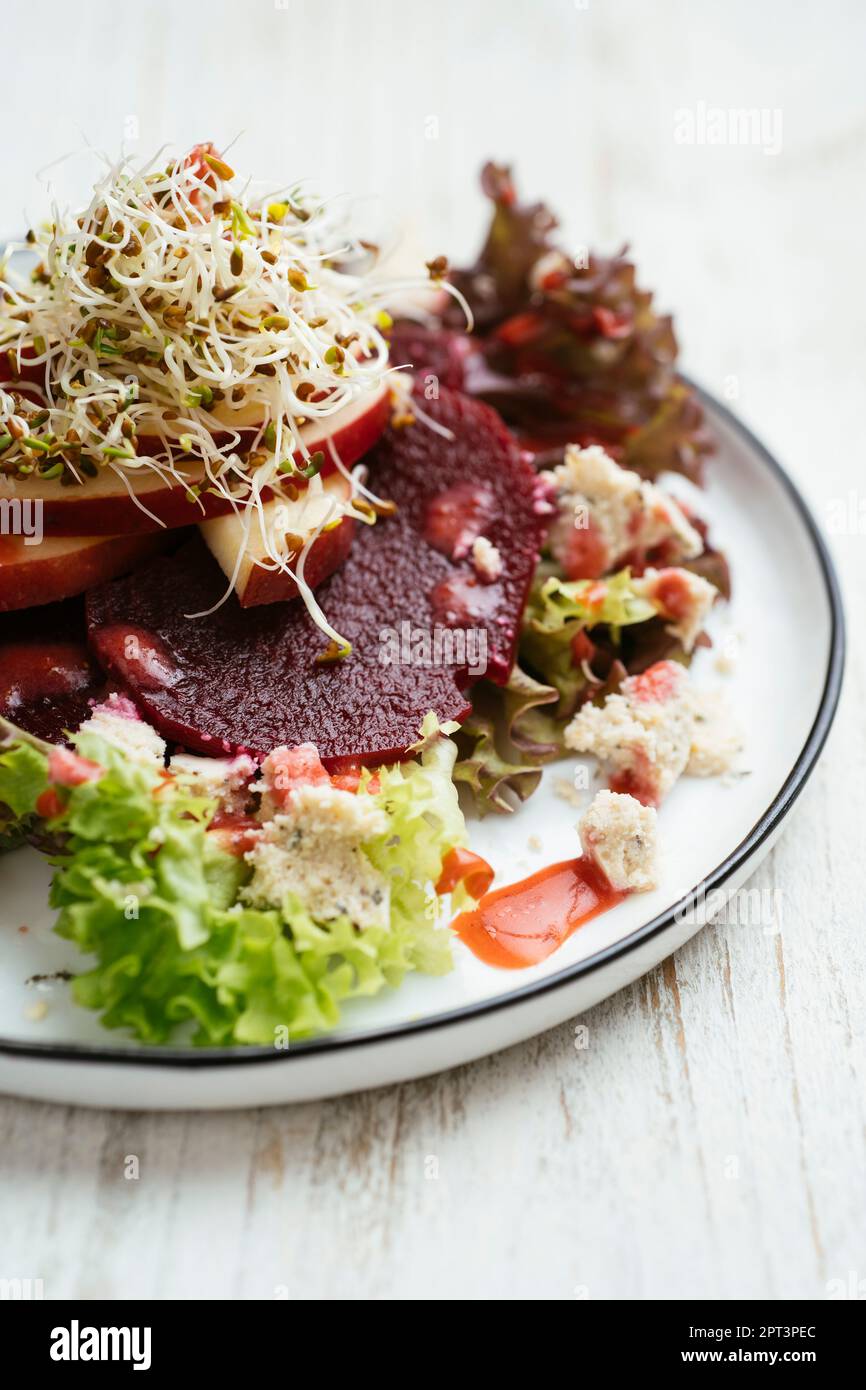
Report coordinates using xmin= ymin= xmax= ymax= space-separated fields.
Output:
xmin=388 ymin=323 xmax=470 ymax=392
xmin=0 ymin=598 xmax=106 ymax=745
xmin=86 ymin=389 xmax=549 ymax=768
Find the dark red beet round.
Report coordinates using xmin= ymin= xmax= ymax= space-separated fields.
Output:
xmin=0 ymin=599 xmax=106 ymax=745
xmin=388 ymin=323 xmax=471 ymax=392
xmin=86 ymin=388 xmax=549 ymax=768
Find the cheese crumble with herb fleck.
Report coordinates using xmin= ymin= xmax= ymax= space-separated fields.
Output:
xmin=242 ymin=784 xmax=390 ymax=930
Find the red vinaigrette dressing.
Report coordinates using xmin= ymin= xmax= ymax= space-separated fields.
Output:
xmin=207 ymin=809 xmax=261 ymax=857
xmin=451 ymin=855 xmax=623 ymax=970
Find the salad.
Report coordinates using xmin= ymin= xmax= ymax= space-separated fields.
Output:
xmin=0 ymin=149 xmax=739 ymax=1046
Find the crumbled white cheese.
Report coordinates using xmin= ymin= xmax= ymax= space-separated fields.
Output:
xmin=257 ymin=742 xmax=330 ymax=819
xmin=78 ymin=695 xmax=166 ymax=764
xmin=565 ymin=661 xmax=693 ymax=805
xmin=566 ymin=662 xmax=744 ymax=801
xmin=242 ymin=784 xmax=390 ymax=931
xmin=169 ymin=752 xmax=256 ymax=812
xmin=549 ymin=444 xmax=703 ymax=575
xmin=578 ymin=790 xmax=658 ymax=893
xmin=634 ymin=567 xmax=717 ymax=653
xmin=471 ymin=535 xmax=503 ymax=582
xmin=687 ymin=690 xmax=743 ymax=777
xmin=553 ymin=776 xmax=587 ymax=809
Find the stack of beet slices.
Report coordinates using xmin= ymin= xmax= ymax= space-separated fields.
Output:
xmin=1 ymin=387 xmax=549 ymax=768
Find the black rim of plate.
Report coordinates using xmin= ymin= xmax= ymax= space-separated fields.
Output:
xmin=0 ymin=385 xmax=846 ymax=1070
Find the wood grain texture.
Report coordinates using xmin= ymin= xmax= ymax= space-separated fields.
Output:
xmin=1 ymin=0 xmax=864 ymax=1300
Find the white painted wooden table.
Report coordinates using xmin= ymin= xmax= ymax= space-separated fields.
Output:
xmin=1 ymin=0 xmax=864 ymax=1300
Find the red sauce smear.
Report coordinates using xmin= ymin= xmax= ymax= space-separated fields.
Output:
xmin=648 ymin=568 xmax=692 ymax=621
xmin=452 ymin=856 xmax=623 ymax=969
xmin=207 ymin=809 xmax=262 ymax=857
xmin=329 ymin=763 xmax=382 ymax=794
xmin=436 ymin=846 xmax=495 ymax=900
xmin=91 ymin=623 xmax=180 ymax=692
xmin=559 ymin=516 xmax=609 ymax=581
xmin=610 ymin=758 xmax=658 ymax=807
xmin=430 ymin=572 xmax=500 ymax=628
xmin=35 ymin=787 xmax=65 ymax=820
xmin=424 ymin=482 xmax=494 ymax=559
xmin=626 ymin=659 xmax=680 ymax=705
xmin=0 ymin=640 xmax=94 ymax=708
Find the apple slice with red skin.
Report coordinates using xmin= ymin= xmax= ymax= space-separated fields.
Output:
xmin=0 ymin=531 xmax=167 ymax=612
xmin=0 ymin=384 xmax=389 ymax=537
xmin=199 ymin=473 xmax=356 ymax=607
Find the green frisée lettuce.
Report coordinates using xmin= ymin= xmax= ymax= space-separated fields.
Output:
xmin=22 ymin=714 xmax=469 ymax=1046
xmin=0 ymin=732 xmax=50 ymax=849
xmin=221 ymin=723 xmax=467 ymax=1043
xmin=520 ymin=567 xmax=659 ymax=718
xmin=218 ymin=733 xmax=465 ymax=1042
xmin=448 ymin=574 xmax=662 ymax=818
xmin=528 ymin=568 xmax=658 ymax=636
xmin=368 ymin=715 xmax=473 ymax=931
xmin=47 ymin=733 xmax=247 ymax=1040
xmin=0 ymin=736 xmax=50 ymax=820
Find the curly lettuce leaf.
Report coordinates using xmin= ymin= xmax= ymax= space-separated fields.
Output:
xmin=446 ymin=162 xmax=714 ymax=482
xmin=529 ymin=569 xmax=658 ymax=636
xmin=451 ymin=578 xmax=677 ymax=815
xmin=453 ymin=664 xmax=560 ymax=815
xmin=684 ymin=545 xmax=732 ymax=601
xmin=0 ymin=738 xmax=49 ymax=819
xmin=0 ymin=721 xmax=51 ymax=852
xmin=369 ymin=717 xmax=472 ymax=930
xmin=49 ymin=731 xmax=244 ymax=1034
xmin=206 ymin=734 xmax=463 ymax=1043
xmin=519 ymin=567 xmax=659 ymax=720
xmin=48 ymin=720 xmax=466 ymax=1046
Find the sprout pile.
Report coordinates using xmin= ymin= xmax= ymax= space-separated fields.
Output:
xmin=0 ymin=143 xmax=468 ymax=640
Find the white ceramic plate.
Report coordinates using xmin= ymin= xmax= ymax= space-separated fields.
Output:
xmin=0 ymin=389 xmax=844 ymax=1109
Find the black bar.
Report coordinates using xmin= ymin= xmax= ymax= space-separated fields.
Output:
xmin=0 ymin=1298 xmax=861 ymax=1372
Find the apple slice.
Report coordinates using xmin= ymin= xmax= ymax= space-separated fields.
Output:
xmin=199 ymin=472 xmax=356 ymax=607
xmin=0 ymin=384 xmax=389 ymax=537
xmin=0 ymin=531 xmax=167 ymax=612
